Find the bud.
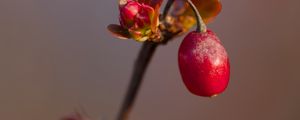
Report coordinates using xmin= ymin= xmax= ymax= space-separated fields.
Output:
xmin=119 ymin=1 xmax=141 ymax=28
xmin=119 ymin=0 xmax=157 ymax=42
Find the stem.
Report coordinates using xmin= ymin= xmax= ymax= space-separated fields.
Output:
xmin=116 ymin=1 xmax=181 ymax=119
xmin=162 ymin=0 xmax=175 ymax=20
xmin=116 ymin=42 xmax=158 ymax=120
xmin=186 ymin=0 xmax=207 ymax=33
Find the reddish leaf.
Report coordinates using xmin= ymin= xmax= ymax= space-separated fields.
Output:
xmin=191 ymin=0 xmax=222 ymax=23
xmin=171 ymin=0 xmax=222 ymax=23
xmin=166 ymin=0 xmax=221 ymax=34
xmin=138 ymin=0 xmax=163 ymax=8
xmin=140 ymin=0 xmax=162 ymax=33
xmin=107 ymin=24 xmax=131 ymax=39
xmin=151 ymin=3 xmax=161 ymax=32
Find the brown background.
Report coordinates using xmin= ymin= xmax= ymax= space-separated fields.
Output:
xmin=0 ymin=0 xmax=299 ymax=120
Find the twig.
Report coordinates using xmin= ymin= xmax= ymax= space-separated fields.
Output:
xmin=116 ymin=42 xmax=158 ymax=120
xmin=116 ymin=34 xmax=179 ymax=120
xmin=116 ymin=0 xmax=178 ymax=119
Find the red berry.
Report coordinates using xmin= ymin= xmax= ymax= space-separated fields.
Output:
xmin=178 ymin=30 xmax=230 ymax=97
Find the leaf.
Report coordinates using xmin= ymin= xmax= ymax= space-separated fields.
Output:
xmin=172 ymin=0 xmax=222 ymax=24
xmin=137 ymin=0 xmax=162 ymax=33
xmin=138 ymin=0 xmax=163 ymax=8
xmin=107 ymin=24 xmax=131 ymax=39
xmin=191 ymin=0 xmax=222 ymax=23
xmin=150 ymin=3 xmax=161 ymax=32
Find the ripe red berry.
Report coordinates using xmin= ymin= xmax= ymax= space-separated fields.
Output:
xmin=178 ymin=30 xmax=230 ymax=97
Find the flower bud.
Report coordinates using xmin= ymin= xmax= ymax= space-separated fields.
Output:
xmin=119 ymin=1 xmax=141 ymax=28
xmin=119 ymin=0 xmax=157 ymax=42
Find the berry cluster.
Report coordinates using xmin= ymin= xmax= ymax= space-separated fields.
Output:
xmin=108 ymin=0 xmax=230 ymax=97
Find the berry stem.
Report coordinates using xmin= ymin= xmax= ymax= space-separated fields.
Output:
xmin=116 ymin=42 xmax=158 ymax=120
xmin=186 ymin=0 xmax=207 ymax=33
xmin=162 ymin=0 xmax=175 ymax=20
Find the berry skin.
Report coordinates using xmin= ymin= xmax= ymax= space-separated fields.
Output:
xmin=178 ymin=30 xmax=230 ymax=97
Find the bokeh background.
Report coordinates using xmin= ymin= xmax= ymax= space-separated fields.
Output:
xmin=0 ymin=0 xmax=300 ymax=120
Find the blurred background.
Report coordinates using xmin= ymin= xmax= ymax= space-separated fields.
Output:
xmin=0 ymin=0 xmax=300 ymax=120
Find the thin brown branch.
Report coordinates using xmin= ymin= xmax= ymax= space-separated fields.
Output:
xmin=115 ymin=33 xmax=178 ymax=120
xmin=116 ymin=1 xmax=180 ymax=119
xmin=116 ymin=42 xmax=158 ymax=120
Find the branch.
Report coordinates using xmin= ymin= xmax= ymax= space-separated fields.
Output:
xmin=116 ymin=42 xmax=158 ymax=120
xmin=116 ymin=1 xmax=179 ymax=119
